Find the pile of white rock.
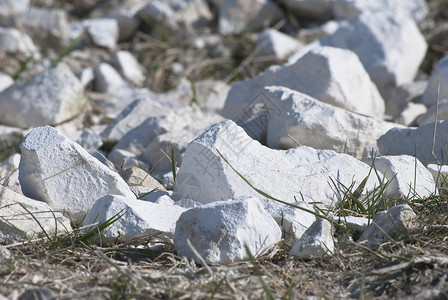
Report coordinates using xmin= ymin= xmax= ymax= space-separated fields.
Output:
xmin=0 ymin=0 xmax=445 ymax=265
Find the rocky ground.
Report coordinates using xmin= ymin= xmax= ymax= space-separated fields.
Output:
xmin=1 ymin=0 xmax=448 ymax=299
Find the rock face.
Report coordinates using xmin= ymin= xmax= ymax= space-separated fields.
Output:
xmin=321 ymin=10 xmax=427 ymax=100
xmin=289 ymin=218 xmax=334 ymax=258
xmin=222 ymin=46 xmax=385 ymax=120
xmin=264 ymin=86 xmax=399 ymax=158
xmin=173 ymin=120 xmax=381 ymax=209
xmin=174 ymin=196 xmax=281 ymax=264
xmin=0 ymin=63 xmax=86 ymax=129
xmin=0 ymin=186 xmax=72 ymax=244
xmin=362 ymin=155 xmax=436 ymax=200
xmin=377 ymin=121 xmax=448 ymax=165
xmin=83 ymin=194 xmax=186 ymax=243
xmin=19 ymin=126 xmax=135 ymax=223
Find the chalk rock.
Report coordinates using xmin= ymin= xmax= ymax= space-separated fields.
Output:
xmin=395 ymin=102 xmax=427 ymax=126
xmin=83 ymin=194 xmax=185 ymax=243
xmin=19 ymin=126 xmax=135 ymax=223
xmin=93 ymin=63 xmax=132 ymax=94
xmin=290 ymin=219 xmax=334 ymax=258
xmin=321 ymin=10 xmax=427 ymax=100
xmin=121 ymin=167 xmax=166 ymax=192
xmin=416 ymin=100 xmax=448 ymax=126
xmin=76 ymin=128 xmax=103 ymax=154
xmin=110 ymin=50 xmax=145 ymax=86
xmin=109 ymin=108 xmax=223 ymax=172
xmin=102 ymin=1 xmax=145 ymax=41
xmin=173 ymin=120 xmax=382 ymax=209
xmin=255 ymin=28 xmax=302 ymax=62
xmin=0 ymin=186 xmax=71 ymax=244
xmin=218 ymin=0 xmax=283 ymax=35
xmin=362 ymin=155 xmax=436 ymax=200
xmin=333 ymin=0 xmax=428 ymax=23
xmin=377 ymin=121 xmax=448 ymax=165
xmin=0 ymin=125 xmax=24 ymax=151
xmin=223 ymin=46 xmax=385 ymax=120
xmin=174 ymin=196 xmax=281 ymax=264
xmin=193 ymin=79 xmax=230 ymax=113
xmin=15 ymin=7 xmax=69 ymax=50
xmin=0 ymin=153 xmax=20 ymax=187
xmin=279 ymin=0 xmax=333 ymax=20
xmin=298 ymin=20 xmax=341 ymax=44
xmin=0 ymin=63 xmax=86 ymax=128
xmin=427 ymin=164 xmax=448 ymax=187
xmin=0 ymin=72 xmax=13 ymax=92
xmin=69 ymin=18 xmax=119 ymax=50
xmin=264 ymin=86 xmax=398 ymax=158
xmin=78 ymin=67 xmax=95 ymax=87
xmin=421 ymin=56 xmax=448 ymax=107
xmin=0 ymin=0 xmax=29 ymax=17
xmin=387 ymin=81 xmax=427 ymax=117
xmin=358 ymin=204 xmax=419 ymax=246
xmin=0 ymin=27 xmax=40 ymax=58
xmin=333 ymin=216 xmax=369 ymax=236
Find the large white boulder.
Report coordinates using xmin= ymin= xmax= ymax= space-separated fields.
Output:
xmin=173 ymin=120 xmax=382 ymax=209
xmin=289 ymin=218 xmax=334 ymax=258
xmin=83 ymin=194 xmax=185 ymax=243
xmin=19 ymin=126 xmax=135 ymax=223
xmin=421 ymin=56 xmax=448 ymax=108
xmin=377 ymin=121 xmax=448 ymax=165
xmin=222 ymin=46 xmax=385 ymax=120
xmin=217 ymin=0 xmax=283 ymax=35
xmin=174 ymin=196 xmax=281 ymax=264
xmin=321 ymin=10 xmax=427 ymax=100
xmin=264 ymin=86 xmax=399 ymax=158
xmin=0 ymin=63 xmax=86 ymax=129
xmin=0 ymin=186 xmax=72 ymax=244
xmin=362 ymin=155 xmax=436 ymax=200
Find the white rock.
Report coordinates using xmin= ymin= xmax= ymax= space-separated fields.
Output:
xmin=0 ymin=153 xmax=20 ymax=187
xmin=427 ymin=164 xmax=448 ymax=187
xmin=0 ymin=27 xmax=40 ymax=58
xmin=290 ymin=219 xmax=334 ymax=258
xmin=173 ymin=120 xmax=382 ymax=209
xmin=222 ymin=46 xmax=385 ymax=120
xmin=279 ymin=0 xmax=333 ymax=20
xmin=83 ymin=194 xmax=185 ymax=243
xmin=103 ymin=1 xmax=145 ymax=41
xmin=19 ymin=126 xmax=135 ymax=223
xmin=93 ymin=63 xmax=132 ymax=94
xmin=416 ymin=99 xmax=448 ymax=126
xmin=174 ymin=196 xmax=281 ymax=264
xmin=0 ymin=125 xmax=24 ymax=151
xmin=218 ymin=0 xmax=283 ymax=35
xmin=193 ymin=79 xmax=230 ymax=113
xmin=78 ymin=67 xmax=95 ymax=87
xmin=0 ymin=0 xmax=29 ymax=15
xmin=107 ymin=149 xmax=149 ymax=171
xmin=0 ymin=63 xmax=86 ymax=128
xmin=15 ymin=7 xmax=69 ymax=50
xmin=358 ymin=204 xmax=419 ymax=245
xmin=362 ymin=155 xmax=436 ymax=200
xmin=0 ymin=72 xmax=13 ymax=92
xmin=110 ymin=50 xmax=145 ymax=86
xmin=333 ymin=0 xmax=428 ymax=23
xmin=121 ymin=167 xmax=165 ymax=191
xmin=76 ymin=128 xmax=103 ymax=154
xmin=69 ymin=18 xmax=119 ymax=50
xmin=298 ymin=20 xmax=341 ymax=44
xmin=333 ymin=215 xmax=369 ymax=235
xmin=395 ymin=102 xmax=427 ymax=125
xmin=321 ymin=10 xmax=427 ymax=100
xmin=0 ymin=186 xmax=72 ymax=244
xmin=264 ymin=86 xmax=398 ymax=158
xmin=421 ymin=56 xmax=448 ymax=107
xmin=377 ymin=121 xmax=448 ymax=165
xmin=387 ymin=81 xmax=427 ymax=117
xmin=255 ymin=28 xmax=302 ymax=62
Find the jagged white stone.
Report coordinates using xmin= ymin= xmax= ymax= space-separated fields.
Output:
xmin=110 ymin=50 xmax=145 ymax=86
xmin=69 ymin=18 xmax=119 ymax=49
xmin=0 ymin=153 xmax=20 ymax=187
xmin=174 ymin=196 xmax=281 ymax=264
xmin=193 ymin=79 xmax=230 ymax=113
xmin=264 ymin=86 xmax=398 ymax=158
xmin=289 ymin=219 xmax=334 ymax=258
xmin=0 ymin=27 xmax=40 ymax=58
xmin=83 ymin=194 xmax=185 ymax=243
xmin=377 ymin=121 xmax=448 ymax=165
xmin=333 ymin=216 xmax=369 ymax=236
xmin=0 ymin=186 xmax=72 ymax=244
xmin=0 ymin=72 xmax=13 ymax=92
xmin=427 ymin=164 xmax=448 ymax=187
xmin=19 ymin=126 xmax=135 ymax=223
xmin=173 ymin=120 xmax=382 ymax=210
xmin=395 ymin=102 xmax=427 ymax=126
xmin=321 ymin=10 xmax=427 ymax=100
xmin=421 ymin=56 xmax=448 ymax=107
xmin=362 ymin=155 xmax=436 ymax=200
xmin=222 ymin=46 xmax=385 ymax=119
xmin=255 ymin=28 xmax=302 ymax=62
xmin=218 ymin=0 xmax=283 ymax=35
xmin=0 ymin=63 xmax=86 ymax=128
xmin=387 ymin=81 xmax=427 ymax=118
xmin=358 ymin=204 xmax=419 ymax=246
xmin=94 ymin=63 xmax=132 ymax=94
